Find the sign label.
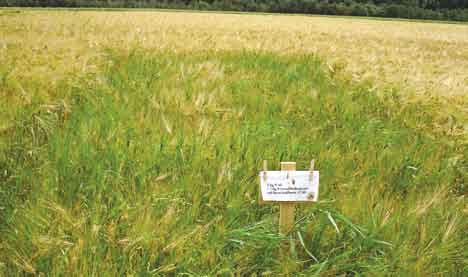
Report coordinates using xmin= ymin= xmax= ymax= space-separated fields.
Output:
xmin=260 ymin=171 xmax=319 ymax=202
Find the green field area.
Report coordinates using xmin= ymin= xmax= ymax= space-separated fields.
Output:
xmin=0 ymin=10 xmax=467 ymax=276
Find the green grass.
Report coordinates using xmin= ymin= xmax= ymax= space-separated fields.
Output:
xmin=0 ymin=50 xmax=466 ymax=275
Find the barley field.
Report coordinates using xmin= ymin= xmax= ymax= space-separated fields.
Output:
xmin=0 ymin=9 xmax=467 ymax=275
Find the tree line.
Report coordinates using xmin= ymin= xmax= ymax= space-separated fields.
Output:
xmin=1 ymin=0 xmax=468 ymax=21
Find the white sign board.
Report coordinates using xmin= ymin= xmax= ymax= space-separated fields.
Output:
xmin=260 ymin=171 xmax=319 ymax=202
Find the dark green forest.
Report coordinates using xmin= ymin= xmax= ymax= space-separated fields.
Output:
xmin=1 ymin=0 xmax=468 ymax=21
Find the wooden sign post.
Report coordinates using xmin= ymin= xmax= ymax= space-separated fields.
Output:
xmin=260 ymin=160 xmax=319 ymax=235
xmin=279 ymin=162 xmax=297 ymax=234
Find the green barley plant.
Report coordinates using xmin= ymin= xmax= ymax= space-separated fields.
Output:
xmin=0 ymin=49 xmax=466 ymax=275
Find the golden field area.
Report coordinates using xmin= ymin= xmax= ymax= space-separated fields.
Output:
xmin=1 ymin=10 xmax=468 ymax=132
xmin=1 ymin=10 xmax=468 ymax=95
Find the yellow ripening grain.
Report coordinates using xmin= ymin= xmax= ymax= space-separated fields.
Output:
xmin=1 ymin=10 xmax=467 ymax=98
